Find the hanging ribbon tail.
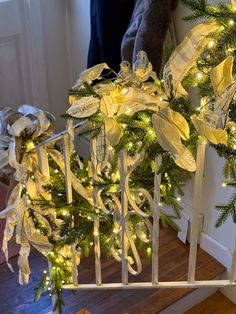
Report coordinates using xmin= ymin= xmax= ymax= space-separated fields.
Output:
xmin=163 ymin=22 xmax=219 ymax=97
xmin=2 ymin=214 xmax=17 ymax=273
xmin=152 ymin=113 xmax=196 ymax=172
xmin=18 ymin=242 xmax=31 ymax=285
xmin=0 ymin=183 xmax=23 ymax=272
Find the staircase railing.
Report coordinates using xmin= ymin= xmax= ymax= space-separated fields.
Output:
xmin=32 ymin=121 xmax=236 ymax=313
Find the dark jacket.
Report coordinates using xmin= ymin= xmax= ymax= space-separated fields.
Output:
xmin=121 ymin=0 xmax=177 ymax=75
xmin=87 ymin=0 xmax=135 ymax=72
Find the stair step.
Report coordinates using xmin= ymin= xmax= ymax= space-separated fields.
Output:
xmin=185 ymin=291 xmax=236 ymax=314
xmin=69 ymin=227 xmax=226 ymax=314
xmin=0 ymin=227 xmax=226 ymax=314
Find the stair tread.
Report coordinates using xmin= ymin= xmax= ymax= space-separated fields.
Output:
xmin=185 ymin=291 xmax=236 ymax=314
xmin=67 ymin=227 xmax=226 ymax=314
xmin=0 ymin=227 xmax=226 ymax=314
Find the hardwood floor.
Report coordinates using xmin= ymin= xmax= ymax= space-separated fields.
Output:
xmin=0 ymin=227 xmax=225 ymax=314
xmin=185 ymin=291 xmax=236 ymax=314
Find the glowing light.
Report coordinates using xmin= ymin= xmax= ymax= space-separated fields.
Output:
xmin=139 ymin=192 xmax=143 ymax=196
xmin=229 ymin=19 xmax=235 ymax=26
xmin=196 ymin=72 xmax=203 ymax=79
xmin=87 ymin=216 xmax=92 ymax=220
xmin=46 ymin=276 xmax=50 ymax=280
xmin=90 ymin=242 xmax=93 ymax=246
xmin=144 ymin=117 xmax=150 ymax=123
xmin=26 ymin=141 xmax=35 ymax=151
xmin=54 ymin=169 xmax=59 ymax=173
xmin=121 ymin=88 xmax=128 ymax=94
xmin=207 ymin=40 xmax=215 ymax=49
xmin=177 ymin=197 xmax=181 ymax=202
xmin=158 ymin=202 xmax=162 ymax=207
xmin=148 ymin=129 xmax=154 ymax=135
xmin=128 ymin=142 xmax=133 ymax=148
xmin=62 ymin=210 xmax=68 ymax=217
xmin=93 ymin=231 xmax=99 ymax=236
xmin=146 ymin=247 xmax=151 ymax=254
xmin=43 ymin=270 xmax=47 ymax=274
xmin=108 ymin=146 xmax=113 ymax=151
xmin=222 ymin=182 xmax=227 ymax=187
xmin=160 ymin=97 xmax=163 ymax=101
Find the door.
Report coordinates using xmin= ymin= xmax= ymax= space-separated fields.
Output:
xmin=0 ymin=0 xmax=49 ymax=111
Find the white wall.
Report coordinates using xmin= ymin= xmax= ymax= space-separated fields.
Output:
xmin=173 ymin=0 xmax=236 ymax=253
xmin=66 ymin=0 xmax=90 ymax=85
xmin=41 ymin=0 xmax=71 ymax=130
xmin=39 ymin=0 xmax=90 ymax=130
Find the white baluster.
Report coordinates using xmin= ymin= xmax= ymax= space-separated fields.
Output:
xmin=152 ymin=155 xmax=162 ymax=284
xmin=37 ymin=147 xmax=59 ymax=313
xmin=62 ymin=134 xmax=78 ymax=286
xmin=90 ymin=134 xmax=102 ymax=285
xmin=188 ymin=139 xmax=206 ymax=283
xmin=120 ymin=149 xmax=129 ymax=285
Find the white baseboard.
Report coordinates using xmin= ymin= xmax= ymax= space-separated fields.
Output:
xmin=200 ymin=232 xmax=232 ymax=270
xmin=200 ymin=232 xmax=236 ymax=304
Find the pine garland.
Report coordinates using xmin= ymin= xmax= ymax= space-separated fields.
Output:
xmin=181 ymin=0 xmax=236 ymax=227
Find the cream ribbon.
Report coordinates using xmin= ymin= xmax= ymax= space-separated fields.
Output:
xmin=0 ymin=105 xmax=55 ymax=284
xmin=163 ymin=22 xmax=219 ymax=97
xmin=152 ymin=108 xmax=196 ymax=172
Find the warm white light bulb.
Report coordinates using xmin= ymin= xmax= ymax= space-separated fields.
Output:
xmin=229 ymin=19 xmax=235 ymax=26
xmin=196 ymin=72 xmax=203 ymax=79
xmin=208 ymin=40 xmax=215 ymax=49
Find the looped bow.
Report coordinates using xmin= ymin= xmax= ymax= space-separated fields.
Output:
xmin=0 ymin=105 xmax=55 ymax=284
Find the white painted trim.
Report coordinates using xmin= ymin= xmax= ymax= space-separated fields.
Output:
xmin=200 ymin=232 xmax=232 ymax=271
xmin=160 ymin=286 xmax=219 ymax=314
xmin=63 ymin=280 xmax=236 ymax=290
xmin=22 ymin=0 xmax=49 ymax=110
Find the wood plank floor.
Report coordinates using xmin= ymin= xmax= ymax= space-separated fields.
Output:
xmin=0 ymin=227 xmax=225 ymax=314
xmin=185 ymin=291 xmax=236 ymax=314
